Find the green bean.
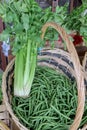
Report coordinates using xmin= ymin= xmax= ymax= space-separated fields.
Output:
xmin=31 ymin=116 xmax=58 ymax=120
xmin=12 ymin=66 xmax=87 ymax=130
xmin=80 ymin=116 xmax=87 ymax=127
xmin=15 ymin=109 xmax=30 ymax=126
xmin=50 ymin=105 xmax=71 ymax=120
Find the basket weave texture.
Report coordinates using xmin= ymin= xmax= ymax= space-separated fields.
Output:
xmin=0 ymin=103 xmax=10 ymax=130
xmin=2 ymin=22 xmax=86 ymax=130
xmin=0 ymin=120 xmax=10 ymax=130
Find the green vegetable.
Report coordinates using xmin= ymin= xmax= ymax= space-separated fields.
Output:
xmin=14 ymin=40 xmax=37 ymax=97
xmin=64 ymin=3 xmax=87 ymax=44
xmin=0 ymin=0 xmax=69 ymax=97
xmin=0 ymin=0 xmax=44 ymax=97
xmin=12 ymin=66 xmax=87 ymax=130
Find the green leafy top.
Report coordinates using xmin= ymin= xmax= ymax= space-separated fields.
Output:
xmin=64 ymin=3 xmax=87 ymax=43
xmin=0 ymin=0 xmax=43 ymax=54
xmin=0 ymin=0 xmax=68 ymax=54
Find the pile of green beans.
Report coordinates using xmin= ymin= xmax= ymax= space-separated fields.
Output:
xmin=12 ymin=66 xmax=87 ymax=130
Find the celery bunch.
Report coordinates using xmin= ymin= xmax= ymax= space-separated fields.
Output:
xmin=0 ymin=0 xmax=68 ymax=97
xmin=0 ymin=0 xmax=43 ymax=97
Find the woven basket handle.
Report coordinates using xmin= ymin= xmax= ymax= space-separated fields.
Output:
xmin=41 ymin=22 xmax=85 ymax=130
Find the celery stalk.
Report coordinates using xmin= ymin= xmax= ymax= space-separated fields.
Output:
xmin=23 ymin=40 xmax=31 ymax=88
xmin=14 ymin=48 xmax=24 ymax=96
xmin=24 ymin=42 xmax=37 ymax=96
xmin=14 ymin=41 xmax=37 ymax=97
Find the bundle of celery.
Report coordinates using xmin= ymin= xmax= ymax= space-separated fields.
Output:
xmin=0 ymin=0 xmax=44 ymax=97
xmin=14 ymin=40 xmax=37 ymax=97
xmin=0 ymin=0 xmax=42 ymax=97
xmin=0 ymin=0 xmax=68 ymax=97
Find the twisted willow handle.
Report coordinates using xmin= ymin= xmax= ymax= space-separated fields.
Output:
xmin=41 ymin=22 xmax=85 ymax=130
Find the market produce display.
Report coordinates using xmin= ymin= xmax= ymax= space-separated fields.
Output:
xmin=12 ymin=66 xmax=87 ymax=130
xmin=0 ymin=0 xmax=87 ymax=130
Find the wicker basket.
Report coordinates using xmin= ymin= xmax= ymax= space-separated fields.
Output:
xmin=79 ymin=124 xmax=87 ymax=130
xmin=0 ymin=120 xmax=10 ymax=130
xmin=82 ymin=52 xmax=87 ymax=96
xmin=2 ymin=22 xmax=86 ymax=130
xmin=0 ymin=103 xmax=11 ymax=130
xmin=0 ymin=104 xmax=9 ymax=125
xmin=82 ymin=51 xmax=87 ymax=74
